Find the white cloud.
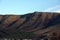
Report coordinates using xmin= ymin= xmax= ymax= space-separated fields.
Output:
xmin=44 ymin=5 xmax=60 ymax=12
xmin=55 ymin=10 xmax=60 ymax=13
xmin=0 ymin=13 xmax=24 ymax=15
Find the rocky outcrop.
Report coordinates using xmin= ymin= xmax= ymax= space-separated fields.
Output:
xmin=0 ymin=12 xmax=60 ymax=40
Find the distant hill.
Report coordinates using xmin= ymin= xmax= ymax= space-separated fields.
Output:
xmin=0 ymin=12 xmax=60 ymax=40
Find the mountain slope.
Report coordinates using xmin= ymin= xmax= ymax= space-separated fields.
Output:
xmin=0 ymin=12 xmax=60 ymax=40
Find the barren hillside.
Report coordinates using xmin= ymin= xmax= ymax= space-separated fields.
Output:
xmin=0 ymin=12 xmax=60 ymax=40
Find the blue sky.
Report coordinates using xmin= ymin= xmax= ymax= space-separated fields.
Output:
xmin=0 ymin=0 xmax=60 ymax=15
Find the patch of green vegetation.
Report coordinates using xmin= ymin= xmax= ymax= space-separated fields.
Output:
xmin=4 ymin=30 xmax=36 ymax=39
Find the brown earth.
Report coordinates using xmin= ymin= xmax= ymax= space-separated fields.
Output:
xmin=0 ymin=12 xmax=60 ymax=40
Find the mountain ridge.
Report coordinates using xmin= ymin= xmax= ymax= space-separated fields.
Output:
xmin=0 ymin=12 xmax=60 ymax=40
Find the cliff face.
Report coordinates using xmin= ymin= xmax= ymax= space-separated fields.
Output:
xmin=0 ymin=12 xmax=60 ymax=40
